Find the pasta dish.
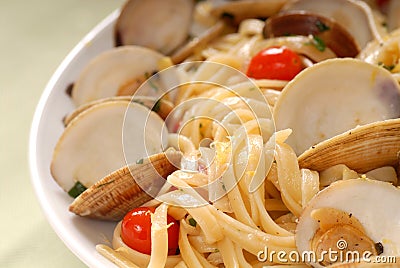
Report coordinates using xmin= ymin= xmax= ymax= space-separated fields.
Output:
xmin=49 ymin=0 xmax=400 ymax=267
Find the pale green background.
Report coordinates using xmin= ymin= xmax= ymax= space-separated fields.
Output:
xmin=0 ymin=1 xmax=123 ymax=267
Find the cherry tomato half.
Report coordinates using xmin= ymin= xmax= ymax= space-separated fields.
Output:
xmin=121 ymin=207 xmax=180 ymax=255
xmin=246 ymin=46 xmax=303 ymax=81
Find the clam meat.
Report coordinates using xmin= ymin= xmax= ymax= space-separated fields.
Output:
xmin=296 ymin=178 xmax=400 ymax=267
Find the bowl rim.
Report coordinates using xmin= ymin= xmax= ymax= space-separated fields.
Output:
xmin=28 ymin=9 xmax=120 ymax=268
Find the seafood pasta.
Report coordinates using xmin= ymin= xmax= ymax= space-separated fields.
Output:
xmin=50 ymin=0 xmax=400 ymax=267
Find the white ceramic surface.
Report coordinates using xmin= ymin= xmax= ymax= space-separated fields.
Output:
xmin=29 ymin=10 xmax=121 ymax=268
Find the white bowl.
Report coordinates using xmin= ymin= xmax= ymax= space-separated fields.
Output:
xmin=29 ymin=10 xmax=121 ymax=268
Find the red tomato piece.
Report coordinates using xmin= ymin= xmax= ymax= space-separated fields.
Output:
xmin=376 ymin=0 xmax=389 ymax=8
xmin=121 ymin=207 xmax=180 ymax=255
xmin=246 ymin=46 xmax=304 ymax=81
xmin=376 ymin=0 xmax=390 ymax=13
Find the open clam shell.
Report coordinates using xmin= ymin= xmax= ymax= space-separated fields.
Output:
xmin=51 ymin=100 xmax=168 ymax=193
xmin=115 ymin=0 xmax=194 ymax=55
xmin=296 ymin=178 xmax=400 ymax=267
xmin=264 ymin=11 xmax=360 ymax=57
xmin=69 ymin=151 xmax=182 ymax=221
xmin=298 ymin=118 xmax=400 ymax=173
xmin=282 ymin=0 xmax=386 ymax=49
xmin=71 ymin=46 xmax=179 ymax=106
xmin=274 ymin=58 xmax=400 ymax=155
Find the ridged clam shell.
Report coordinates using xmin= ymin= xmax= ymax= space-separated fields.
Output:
xmin=298 ymin=118 xmax=400 ymax=173
xmin=69 ymin=151 xmax=181 ymax=221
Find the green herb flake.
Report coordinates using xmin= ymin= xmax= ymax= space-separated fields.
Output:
xmin=152 ymin=99 xmax=161 ymax=113
xmin=148 ymin=79 xmax=159 ymax=92
xmin=68 ymin=181 xmax=87 ymax=198
xmin=131 ymin=99 xmax=144 ymax=106
xmin=309 ymin=36 xmax=326 ymax=52
xmin=221 ymin=182 xmax=226 ymax=191
xmin=380 ymin=63 xmax=395 ymax=71
xmin=384 ymin=65 xmax=395 ymax=71
xmin=144 ymin=71 xmax=160 ymax=92
xmin=315 ymin=20 xmax=330 ymax=32
xmin=136 ymin=158 xmax=144 ymax=164
xmin=188 ymin=218 xmax=197 ymax=227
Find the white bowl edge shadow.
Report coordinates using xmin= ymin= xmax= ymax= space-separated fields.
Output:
xmin=29 ymin=9 xmax=121 ymax=268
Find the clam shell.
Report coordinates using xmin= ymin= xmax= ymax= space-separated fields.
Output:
xmin=296 ymin=178 xmax=400 ymax=267
xmin=69 ymin=151 xmax=182 ymax=221
xmin=298 ymin=118 xmax=400 ymax=173
xmin=63 ymin=96 xmax=130 ymax=126
xmin=63 ymin=96 xmax=173 ymax=126
xmin=274 ymin=58 xmax=400 ymax=155
xmin=264 ymin=11 xmax=360 ymax=57
xmin=71 ymin=46 xmax=174 ymax=106
xmin=115 ymin=0 xmax=194 ymax=55
xmin=51 ymin=100 xmax=168 ymax=192
xmin=282 ymin=0 xmax=386 ymax=49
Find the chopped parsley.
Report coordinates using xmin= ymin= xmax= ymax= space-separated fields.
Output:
xmin=148 ymin=79 xmax=159 ymax=92
xmin=188 ymin=218 xmax=197 ymax=227
xmin=309 ymin=36 xmax=326 ymax=52
xmin=131 ymin=99 xmax=145 ymax=106
xmin=221 ymin=182 xmax=226 ymax=191
xmin=378 ymin=62 xmax=395 ymax=71
xmin=144 ymin=71 xmax=159 ymax=92
xmin=152 ymin=99 xmax=161 ymax=113
xmin=68 ymin=181 xmax=87 ymax=198
xmin=136 ymin=158 xmax=144 ymax=164
xmin=315 ymin=20 xmax=330 ymax=32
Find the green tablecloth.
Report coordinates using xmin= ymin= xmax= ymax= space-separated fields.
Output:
xmin=0 ymin=1 xmax=123 ymax=267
